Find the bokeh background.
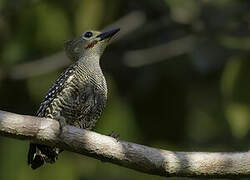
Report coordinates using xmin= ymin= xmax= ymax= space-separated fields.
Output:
xmin=0 ymin=0 xmax=250 ymax=179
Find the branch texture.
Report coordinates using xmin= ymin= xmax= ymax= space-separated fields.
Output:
xmin=0 ymin=110 xmax=249 ymax=178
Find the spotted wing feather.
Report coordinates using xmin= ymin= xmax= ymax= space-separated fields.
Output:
xmin=36 ymin=65 xmax=75 ymax=117
xmin=28 ymin=65 xmax=75 ymax=169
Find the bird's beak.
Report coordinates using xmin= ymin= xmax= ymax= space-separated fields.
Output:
xmin=97 ymin=28 xmax=120 ymax=41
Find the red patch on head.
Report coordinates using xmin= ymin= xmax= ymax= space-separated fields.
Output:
xmin=85 ymin=40 xmax=98 ymax=49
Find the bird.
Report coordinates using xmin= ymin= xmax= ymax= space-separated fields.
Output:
xmin=27 ymin=28 xmax=120 ymax=169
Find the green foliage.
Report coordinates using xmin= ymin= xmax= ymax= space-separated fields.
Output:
xmin=33 ymin=2 xmax=71 ymax=51
xmin=75 ymin=0 xmax=104 ymax=33
xmin=222 ymin=59 xmax=250 ymax=138
xmin=0 ymin=0 xmax=250 ymax=179
xmin=2 ymin=40 xmax=28 ymax=65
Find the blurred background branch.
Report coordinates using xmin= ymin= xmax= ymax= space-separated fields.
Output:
xmin=0 ymin=10 xmax=146 ymax=80
xmin=1 ymin=0 xmax=250 ymax=179
xmin=123 ymin=35 xmax=196 ymax=67
xmin=4 ymin=52 xmax=68 ymax=80
xmin=1 ymin=109 xmax=250 ymax=178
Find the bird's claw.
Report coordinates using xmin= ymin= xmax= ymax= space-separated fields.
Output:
xmin=108 ymin=131 xmax=120 ymax=141
xmin=55 ymin=115 xmax=67 ymax=135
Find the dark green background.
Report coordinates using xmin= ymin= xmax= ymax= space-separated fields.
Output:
xmin=0 ymin=0 xmax=250 ymax=179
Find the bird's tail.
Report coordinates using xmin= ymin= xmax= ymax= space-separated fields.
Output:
xmin=28 ymin=143 xmax=61 ymax=169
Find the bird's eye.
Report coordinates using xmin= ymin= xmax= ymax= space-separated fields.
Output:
xmin=84 ymin=32 xmax=93 ymax=38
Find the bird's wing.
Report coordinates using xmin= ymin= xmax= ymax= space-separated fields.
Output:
xmin=36 ymin=65 xmax=75 ymax=117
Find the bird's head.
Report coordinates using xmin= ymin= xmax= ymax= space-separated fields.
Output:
xmin=64 ymin=28 xmax=120 ymax=61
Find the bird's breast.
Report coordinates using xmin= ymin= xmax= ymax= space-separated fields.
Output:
xmin=48 ymin=67 xmax=107 ymax=129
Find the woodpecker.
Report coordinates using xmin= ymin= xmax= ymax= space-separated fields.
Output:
xmin=28 ymin=28 xmax=120 ymax=169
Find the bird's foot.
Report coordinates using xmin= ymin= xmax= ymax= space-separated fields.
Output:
xmin=55 ymin=114 xmax=67 ymax=135
xmin=108 ymin=131 xmax=120 ymax=142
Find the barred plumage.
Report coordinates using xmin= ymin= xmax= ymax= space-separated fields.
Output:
xmin=28 ymin=28 xmax=120 ymax=169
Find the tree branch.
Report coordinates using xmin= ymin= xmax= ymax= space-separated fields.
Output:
xmin=0 ymin=109 xmax=249 ymax=178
